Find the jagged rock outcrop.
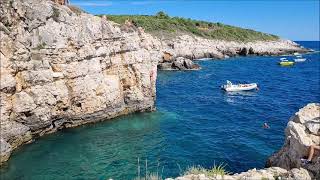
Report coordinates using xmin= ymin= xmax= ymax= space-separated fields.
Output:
xmin=0 ymin=0 xmax=160 ymax=164
xmin=267 ymin=103 xmax=320 ymax=179
xmin=158 ymin=57 xmax=200 ymax=70
xmin=166 ymin=103 xmax=319 ymax=180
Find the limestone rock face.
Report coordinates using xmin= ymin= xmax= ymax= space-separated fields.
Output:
xmin=0 ymin=0 xmax=160 ymax=165
xmin=267 ymin=103 xmax=320 ymax=179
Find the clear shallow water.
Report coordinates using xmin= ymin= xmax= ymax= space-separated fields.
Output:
xmin=1 ymin=41 xmax=319 ymax=180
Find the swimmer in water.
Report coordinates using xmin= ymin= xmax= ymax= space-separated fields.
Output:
xmin=263 ymin=122 xmax=270 ymax=129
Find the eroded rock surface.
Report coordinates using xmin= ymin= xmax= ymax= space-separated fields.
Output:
xmin=0 ymin=0 xmax=160 ymax=164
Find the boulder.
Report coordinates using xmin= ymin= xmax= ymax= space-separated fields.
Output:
xmin=172 ymin=57 xmax=201 ymax=70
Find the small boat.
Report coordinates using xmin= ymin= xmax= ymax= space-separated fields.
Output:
xmin=279 ymin=58 xmax=294 ymax=66
xmin=294 ymin=55 xmax=306 ymax=62
xmin=221 ymin=80 xmax=258 ymax=92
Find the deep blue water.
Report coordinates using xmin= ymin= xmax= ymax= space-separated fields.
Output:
xmin=0 ymin=41 xmax=319 ymax=180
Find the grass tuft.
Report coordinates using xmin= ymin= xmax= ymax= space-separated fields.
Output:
xmin=184 ymin=163 xmax=230 ymax=178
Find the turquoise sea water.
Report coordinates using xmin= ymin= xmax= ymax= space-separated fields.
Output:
xmin=0 ymin=41 xmax=319 ymax=180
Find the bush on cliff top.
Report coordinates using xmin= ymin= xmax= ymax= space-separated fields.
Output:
xmin=99 ymin=12 xmax=279 ymax=42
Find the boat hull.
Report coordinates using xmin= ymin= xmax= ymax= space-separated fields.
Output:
xmin=279 ymin=62 xmax=294 ymax=66
xmin=294 ymin=58 xmax=306 ymax=62
xmin=222 ymin=83 xmax=258 ymax=92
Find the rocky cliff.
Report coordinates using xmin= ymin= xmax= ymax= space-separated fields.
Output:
xmin=0 ymin=0 xmax=312 ymax=165
xmin=166 ymin=103 xmax=320 ymax=180
xmin=0 ymin=0 xmax=160 ymax=164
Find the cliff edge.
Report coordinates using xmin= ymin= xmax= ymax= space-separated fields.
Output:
xmin=0 ymin=0 xmax=160 ymax=164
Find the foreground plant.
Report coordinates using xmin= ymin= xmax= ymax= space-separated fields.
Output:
xmin=184 ymin=162 xmax=230 ymax=178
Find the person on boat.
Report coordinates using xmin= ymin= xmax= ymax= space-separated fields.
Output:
xmin=301 ymin=144 xmax=320 ymax=165
xmin=263 ymin=122 xmax=270 ymax=129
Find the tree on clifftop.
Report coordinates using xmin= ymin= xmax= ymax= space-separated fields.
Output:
xmin=156 ymin=11 xmax=170 ymax=19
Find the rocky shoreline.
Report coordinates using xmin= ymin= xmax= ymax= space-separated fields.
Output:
xmin=0 ymin=0 xmax=314 ymax=168
xmin=157 ymin=35 xmax=311 ymax=70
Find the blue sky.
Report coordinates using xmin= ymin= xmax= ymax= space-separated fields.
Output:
xmin=70 ymin=0 xmax=320 ymax=41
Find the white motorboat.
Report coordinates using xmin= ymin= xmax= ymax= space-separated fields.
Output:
xmin=221 ymin=80 xmax=258 ymax=92
xmin=279 ymin=58 xmax=294 ymax=66
xmin=294 ymin=55 xmax=306 ymax=62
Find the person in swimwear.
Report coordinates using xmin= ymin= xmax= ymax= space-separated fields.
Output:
xmin=263 ymin=122 xmax=270 ymax=129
